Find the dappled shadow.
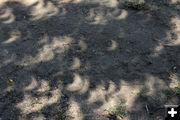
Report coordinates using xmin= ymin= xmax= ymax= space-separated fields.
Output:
xmin=0 ymin=0 xmax=180 ymax=119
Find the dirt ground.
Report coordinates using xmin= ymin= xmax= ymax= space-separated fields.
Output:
xmin=0 ymin=0 xmax=180 ymax=120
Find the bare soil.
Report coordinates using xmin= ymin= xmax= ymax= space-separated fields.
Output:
xmin=0 ymin=0 xmax=180 ymax=120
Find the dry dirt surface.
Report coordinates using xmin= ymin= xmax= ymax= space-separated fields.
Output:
xmin=0 ymin=0 xmax=180 ymax=120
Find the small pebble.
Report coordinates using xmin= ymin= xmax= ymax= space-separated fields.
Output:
xmin=173 ymin=66 xmax=177 ymax=70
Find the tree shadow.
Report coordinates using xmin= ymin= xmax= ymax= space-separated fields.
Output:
xmin=0 ymin=0 xmax=180 ymax=119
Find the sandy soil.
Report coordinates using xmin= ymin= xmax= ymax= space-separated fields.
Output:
xmin=0 ymin=0 xmax=180 ymax=120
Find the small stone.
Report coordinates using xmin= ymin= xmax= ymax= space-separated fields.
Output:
xmin=117 ymin=116 xmax=123 ymax=120
xmin=173 ymin=66 xmax=177 ymax=70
